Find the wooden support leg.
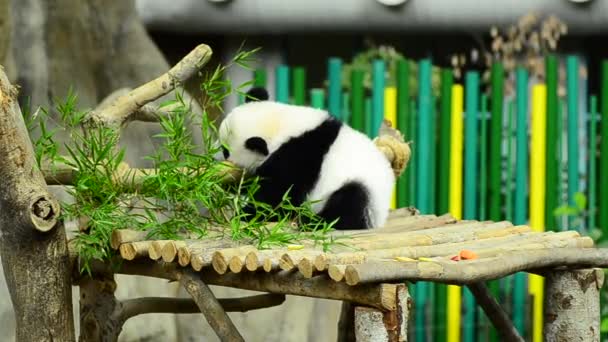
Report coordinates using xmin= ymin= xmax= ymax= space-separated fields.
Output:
xmin=354 ymin=284 xmax=410 ymax=342
xmin=467 ymin=282 xmax=523 ymax=341
xmin=544 ymin=268 xmax=604 ymax=342
xmin=338 ymin=301 xmax=356 ymax=342
xmin=180 ymin=271 xmax=245 ymax=342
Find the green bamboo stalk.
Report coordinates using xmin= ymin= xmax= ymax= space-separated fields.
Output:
xmin=351 ymin=70 xmax=365 ymax=132
xmin=506 ymin=100 xmax=515 ymax=223
xmin=567 ymin=56 xmax=579 ymax=230
xmin=480 ymin=94 xmax=489 ymax=220
xmin=589 ymin=95 xmax=597 ymax=232
xmin=409 ymin=99 xmax=417 ymax=204
xmin=396 ymin=59 xmax=410 ymax=207
xmin=342 ymin=92 xmax=351 ymax=124
xmin=512 ymin=67 xmax=529 ymax=337
xmin=463 ymin=71 xmax=480 ymax=342
xmin=253 ymin=68 xmax=267 ymax=87
xmin=415 ymin=59 xmax=433 ymax=342
xmin=545 ymin=55 xmax=559 ymax=232
xmin=292 ymin=67 xmax=306 ymax=105
xmin=434 ymin=69 xmax=451 ymax=342
xmin=600 ymin=61 xmax=608 ymax=237
xmin=275 ymin=65 xmax=289 ymax=103
xmin=489 ymin=62 xmax=504 ymax=222
xmin=310 ymin=89 xmax=325 ymax=109
xmin=328 ymin=57 xmax=342 ymax=119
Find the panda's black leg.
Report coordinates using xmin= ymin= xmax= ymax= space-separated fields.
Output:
xmin=316 ymin=181 xmax=370 ymax=230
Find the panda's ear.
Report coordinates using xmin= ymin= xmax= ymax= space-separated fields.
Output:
xmin=245 ymin=87 xmax=269 ymax=103
xmin=245 ymin=137 xmax=269 ymax=156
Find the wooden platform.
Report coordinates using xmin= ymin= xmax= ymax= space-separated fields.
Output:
xmin=112 ymin=207 xmax=595 ymax=287
xmin=105 ymin=207 xmax=607 ymax=341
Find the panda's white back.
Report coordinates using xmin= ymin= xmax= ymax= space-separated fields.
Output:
xmin=308 ymin=123 xmax=395 ymax=228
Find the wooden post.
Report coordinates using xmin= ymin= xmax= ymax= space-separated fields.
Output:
xmin=0 ymin=68 xmax=75 ymax=341
xmin=354 ymin=284 xmax=410 ymax=342
xmin=338 ymin=301 xmax=356 ymax=342
xmin=544 ymin=268 xmax=603 ymax=341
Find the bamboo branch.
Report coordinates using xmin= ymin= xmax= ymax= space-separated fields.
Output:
xmin=43 ymin=160 xmax=242 ymax=188
xmin=467 ymin=282 xmax=523 ymax=341
xmin=119 ymin=293 xmax=286 ymax=321
xmin=88 ymin=44 xmax=213 ymax=127
xmin=179 ymin=271 xmax=244 ymax=342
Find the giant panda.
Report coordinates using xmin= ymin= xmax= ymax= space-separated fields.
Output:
xmin=217 ymin=87 xmax=395 ymax=229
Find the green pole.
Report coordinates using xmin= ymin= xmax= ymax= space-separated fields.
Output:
xmin=479 ymin=94 xmax=495 ymax=342
xmin=396 ymin=60 xmax=411 ymax=205
xmin=351 ymin=70 xmax=365 ymax=132
xmin=434 ymin=69 xmax=451 ymax=342
xmin=545 ymin=55 xmax=559 ymax=232
xmin=567 ymin=56 xmax=579 ymax=230
xmin=489 ymin=62 xmax=504 ymax=221
xmin=253 ymin=68 xmax=267 ymax=87
xmin=342 ymin=92 xmax=351 ymax=124
xmin=396 ymin=59 xmax=410 ymax=207
xmin=310 ymin=89 xmax=325 ymax=109
xmin=417 ymin=59 xmax=433 ymax=213
xmin=328 ymin=57 xmax=342 ymax=119
xmin=589 ymin=95 xmax=597 ymax=233
xmin=600 ymin=61 xmax=608 ymax=236
xmin=372 ymin=59 xmax=386 ymax=137
xmin=365 ymin=97 xmax=373 ymax=138
xmin=506 ymin=100 xmax=515 ymax=223
xmin=415 ymin=59 xmax=432 ymax=342
xmin=438 ymin=69 xmax=453 ymax=214
xmin=480 ymin=94 xmax=489 ymax=220
xmin=292 ymin=67 xmax=306 ymax=105
xmin=275 ymin=65 xmax=290 ymax=104
xmin=512 ymin=67 xmax=529 ymax=336
xmin=409 ymin=99 xmax=417 ymax=204
xmin=463 ymin=71 xmax=480 ymax=342
xmin=488 ymin=63 xmax=504 ymax=342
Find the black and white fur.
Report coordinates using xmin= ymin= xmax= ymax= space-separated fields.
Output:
xmin=217 ymin=88 xmax=395 ymax=229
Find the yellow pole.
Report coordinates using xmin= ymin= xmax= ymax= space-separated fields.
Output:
xmin=447 ymin=84 xmax=464 ymax=342
xmin=385 ymin=87 xmax=398 ymax=209
xmin=529 ymin=84 xmax=547 ymax=342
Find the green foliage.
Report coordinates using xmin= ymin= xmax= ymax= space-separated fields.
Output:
xmin=26 ymin=47 xmax=340 ymax=275
xmin=339 ymin=44 xmax=441 ymax=97
xmin=553 ymin=191 xmax=587 ymax=233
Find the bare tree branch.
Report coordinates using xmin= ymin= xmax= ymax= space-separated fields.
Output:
xmin=179 ymin=271 xmax=245 ymax=342
xmin=467 ymin=282 xmax=523 ymax=341
xmin=119 ymin=293 xmax=286 ymax=322
xmin=87 ymin=44 xmax=212 ymax=127
xmin=43 ymin=160 xmax=242 ymax=188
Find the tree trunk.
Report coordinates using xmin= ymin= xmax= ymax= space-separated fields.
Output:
xmin=544 ymin=268 xmax=603 ymax=342
xmin=0 ymin=0 xmax=194 ymax=340
xmin=0 ymin=68 xmax=75 ymax=341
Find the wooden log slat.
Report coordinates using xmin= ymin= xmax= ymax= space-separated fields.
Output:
xmin=344 ymin=247 xmax=608 ymax=286
xmin=119 ymin=241 xmax=151 ymax=260
xmin=111 ymin=229 xmax=148 ymax=249
xmin=149 ymin=240 xmax=173 ymax=260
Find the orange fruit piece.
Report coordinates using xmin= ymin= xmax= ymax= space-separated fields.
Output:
xmin=459 ymin=249 xmax=478 ymax=260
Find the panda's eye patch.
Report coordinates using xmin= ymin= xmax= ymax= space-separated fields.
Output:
xmin=222 ymin=146 xmax=230 ymax=159
xmin=245 ymin=137 xmax=269 ymax=156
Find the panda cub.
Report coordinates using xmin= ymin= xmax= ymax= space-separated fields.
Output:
xmin=217 ymin=87 xmax=395 ymax=229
